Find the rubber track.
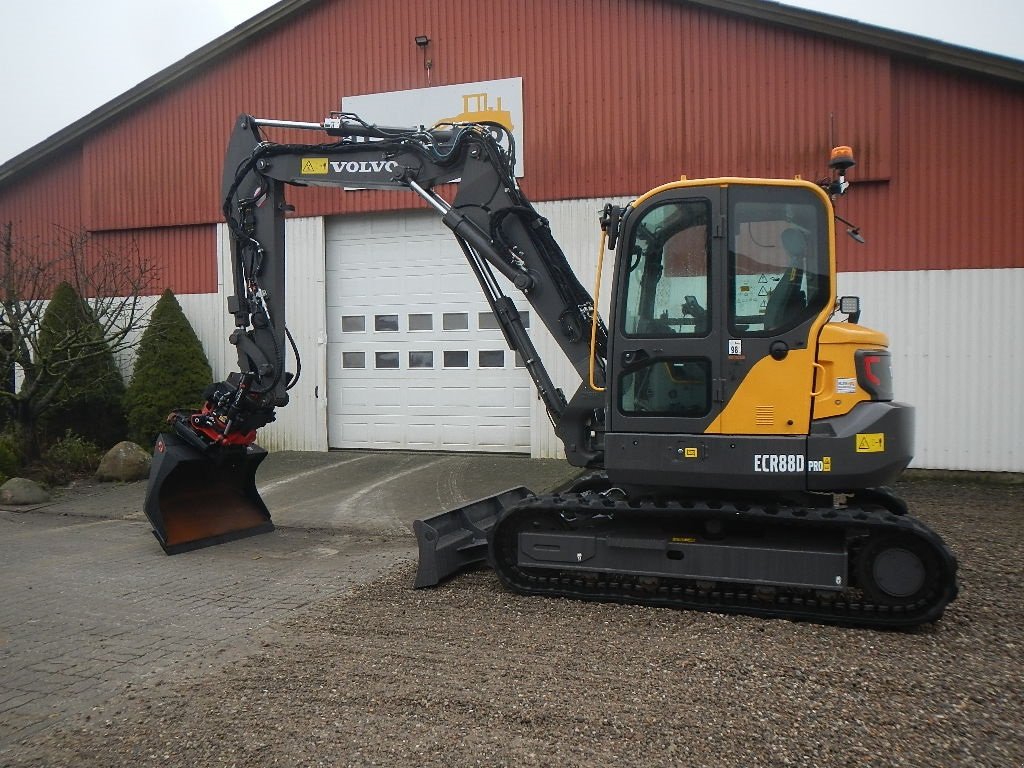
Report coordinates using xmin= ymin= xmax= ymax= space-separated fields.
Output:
xmin=489 ymin=492 xmax=959 ymax=628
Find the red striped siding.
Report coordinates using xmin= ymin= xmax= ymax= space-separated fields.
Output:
xmin=2 ymin=0 xmax=1021 ymax=295
xmin=0 ymin=213 xmax=213 ymax=299
xmin=0 ymin=147 xmax=83 ymax=243
xmin=81 ymin=0 xmax=895 ymax=232
xmin=90 ymin=226 xmax=217 ymax=295
xmin=835 ymin=60 xmax=1024 ymax=272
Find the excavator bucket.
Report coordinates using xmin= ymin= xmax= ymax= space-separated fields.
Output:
xmin=412 ymin=486 xmax=533 ymax=588
xmin=143 ymin=433 xmax=274 ymax=554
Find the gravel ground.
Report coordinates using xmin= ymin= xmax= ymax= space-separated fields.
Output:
xmin=6 ymin=476 xmax=1023 ymax=767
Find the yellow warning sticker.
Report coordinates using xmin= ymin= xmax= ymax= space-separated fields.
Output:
xmin=856 ymin=433 xmax=885 ymax=453
xmin=684 ymin=447 xmax=699 ymax=458
xmin=671 ymin=536 xmax=697 ymax=543
xmin=301 ymin=158 xmax=329 ymax=174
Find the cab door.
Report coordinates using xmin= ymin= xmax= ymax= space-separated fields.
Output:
xmin=607 ymin=187 xmax=725 ymax=435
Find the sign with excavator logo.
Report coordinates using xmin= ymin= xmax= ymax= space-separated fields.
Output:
xmin=343 ymin=77 xmax=525 ymax=177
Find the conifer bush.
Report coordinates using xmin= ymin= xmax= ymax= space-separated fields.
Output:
xmin=36 ymin=282 xmax=127 ymax=450
xmin=0 ymin=433 xmax=20 ymax=483
xmin=124 ymin=289 xmax=213 ymax=446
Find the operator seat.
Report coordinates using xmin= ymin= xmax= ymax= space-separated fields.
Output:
xmin=764 ymin=228 xmax=807 ymax=329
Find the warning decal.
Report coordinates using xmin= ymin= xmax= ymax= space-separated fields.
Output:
xmin=855 ymin=433 xmax=885 ymax=453
xmin=301 ymin=158 xmax=329 ymax=174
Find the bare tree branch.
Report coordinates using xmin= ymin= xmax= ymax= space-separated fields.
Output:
xmin=0 ymin=223 xmax=162 ymax=458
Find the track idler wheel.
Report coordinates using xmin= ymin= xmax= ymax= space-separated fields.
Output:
xmin=855 ymin=533 xmax=939 ymax=606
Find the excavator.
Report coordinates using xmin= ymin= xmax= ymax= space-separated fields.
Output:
xmin=143 ymin=110 xmax=958 ymax=627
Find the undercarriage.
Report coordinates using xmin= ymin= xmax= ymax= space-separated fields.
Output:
xmin=483 ymin=480 xmax=958 ymax=628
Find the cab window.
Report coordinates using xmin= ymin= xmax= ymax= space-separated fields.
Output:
xmin=619 ymin=358 xmax=711 ymax=416
xmin=729 ymin=188 xmax=829 ymax=335
xmin=622 ymin=199 xmax=711 ymax=337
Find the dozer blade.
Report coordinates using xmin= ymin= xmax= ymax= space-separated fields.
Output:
xmin=144 ymin=433 xmax=274 ymax=554
xmin=412 ymin=486 xmax=533 ymax=588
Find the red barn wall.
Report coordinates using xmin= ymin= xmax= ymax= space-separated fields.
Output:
xmin=1 ymin=0 xmax=1021 ymax=295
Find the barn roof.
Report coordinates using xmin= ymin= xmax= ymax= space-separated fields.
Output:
xmin=1 ymin=0 xmax=1021 ymax=186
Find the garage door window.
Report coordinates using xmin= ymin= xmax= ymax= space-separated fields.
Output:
xmin=409 ymin=314 xmax=433 ymax=331
xmin=375 ymin=352 xmax=400 ymax=368
xmin=342 ymin=352 xmax=365 ymax=368
xmin=480 ymin=350 xmax=504 ymax=367
xmin=443 ymin=313 xmax=469 ymax=331
xmin=444 ymin=350 xmax=469 ymax=367
xmin=342 ymin=315 xmax=365 ymax=332
xmin=375 ymin=314 xmax=399 ymax=332
xmin=409 ymin=351 xmax=434 ymax=368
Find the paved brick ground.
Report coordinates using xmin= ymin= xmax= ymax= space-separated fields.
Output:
xmin=0 ymin=449 xmax=577 ymax=757
xmin=0 ymin=507 xmax=412 ymax=752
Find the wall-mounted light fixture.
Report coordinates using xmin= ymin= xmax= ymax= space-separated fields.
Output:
xmin=414 ymin=35 xmax=433 ymax=86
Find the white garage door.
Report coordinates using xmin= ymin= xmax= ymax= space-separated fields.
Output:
xmin=325 ymin=211 xmax=533 ymax=452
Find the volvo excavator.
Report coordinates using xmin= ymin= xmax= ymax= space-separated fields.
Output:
xmin=143 ymin=110 xmax=958 ymax=628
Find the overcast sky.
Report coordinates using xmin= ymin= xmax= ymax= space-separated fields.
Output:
xmin=0 ymin=0 xmax=1021 ymax=165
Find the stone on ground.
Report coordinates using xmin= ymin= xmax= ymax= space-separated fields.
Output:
xmin=0 ymin=477 xmax=51 ymax=505
xmin=96 ymin=441 xmax=152 ymax=482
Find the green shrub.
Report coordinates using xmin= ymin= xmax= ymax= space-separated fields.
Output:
xmin=44 ymin=430 xmax=102 ymax=471
xmin=124 ymin=289 xmax=213 ymax=447
xmin=0 ymin=433 xmax=22 ymax=478
xmin=36 ymin=282 xmax=127 ymax=450
xmin=29 ymin=430 xmax=102 ymax=486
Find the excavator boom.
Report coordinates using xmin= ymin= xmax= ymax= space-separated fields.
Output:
xmin=144 ymin=112 xmax=605 ymax=552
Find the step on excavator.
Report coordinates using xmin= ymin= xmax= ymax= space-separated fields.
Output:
xmin=143 ymin=110 xmax=958 ymax=627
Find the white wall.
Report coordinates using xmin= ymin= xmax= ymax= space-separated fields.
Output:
xmin=837 ymin=268 xmax=1023 ymax=472
xmin=185 ymin=208 xmax=1020 ymax=473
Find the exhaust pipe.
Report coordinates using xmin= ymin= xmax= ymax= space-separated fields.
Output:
xmin=143 ymin=432 xmax=274 ymax=554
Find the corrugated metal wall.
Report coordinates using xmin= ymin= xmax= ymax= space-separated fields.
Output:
xmin=0 ymin=142 xmax=217 ymax=295
xmin=91 ymin=226 xmax=218 ymax=294
xmin=0 ymin=149 xmax=83 ymax=237
xmin=2 ymin=0 xmax=1020 ymax=296
xmin=835 ymin=61 xmax=1024 ymax=274
xmin=78 ymin=0 xmax=896 ymax=231
xmin=837 ymin=268 xmax=1023 ymax=472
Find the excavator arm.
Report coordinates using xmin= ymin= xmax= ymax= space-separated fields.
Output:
xmin=208 ymin=113 xmax=605 ymax=462
xmin=144 ymin=112 xmax=608 ymax=554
